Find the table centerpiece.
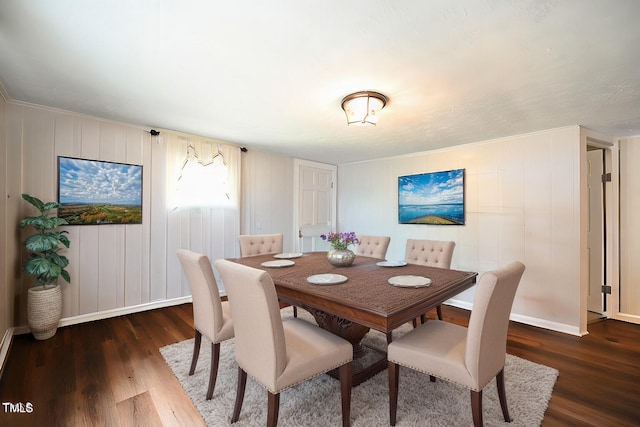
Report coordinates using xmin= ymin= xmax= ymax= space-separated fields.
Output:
xmin=321 ymin=232 xmax=359 ymax=267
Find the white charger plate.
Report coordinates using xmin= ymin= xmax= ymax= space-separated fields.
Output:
xmin=261 ymin=260 xmax=295 ymax=268
xmin=376 ymin=260 xmax=408 ymax=267
xmin=388 ymin=275 xmax=432 ymax=287
xmin=307 ymin=274 xmax=348 ymax=285
xmin=274 ymin=252 xmax=303 ymax=259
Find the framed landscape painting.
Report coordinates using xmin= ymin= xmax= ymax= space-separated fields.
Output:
xmin=398 ymin=168 xmax=465 ymax=225
xmin=57 ymin=156 xmax=143 ymax=225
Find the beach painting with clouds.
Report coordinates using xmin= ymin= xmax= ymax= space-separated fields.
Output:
xmin=57 ymin=156 xmax=142 ymax=225
xmin=398 ymin=169 xmax=464 ymax=225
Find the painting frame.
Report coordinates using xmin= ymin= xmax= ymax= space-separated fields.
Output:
xmin=57 ymin=156 xmax=143 ymax=225
xmin=398 ymin=168 xmax=465 ymax=225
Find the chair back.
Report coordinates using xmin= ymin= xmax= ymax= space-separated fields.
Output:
xmin=356 ymin=235 xmax=391 ymax=259
xmin=464 ymin=261 xmax=525 ymax=389
xmin=176 ymin=249 xmax=225 ymax=340
xmin=215 ymin=259 xmax=287 ymax=389
xmin=238 ymin=233 xmax=283 ymax=257
xmin=404 ymin=239 xmax=455 ymax=269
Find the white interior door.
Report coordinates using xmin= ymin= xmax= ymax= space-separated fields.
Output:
xmin=293 ymin=159 xmax=336 ymax=252
xmin=587 ymin=148 xmax=604 ymax=314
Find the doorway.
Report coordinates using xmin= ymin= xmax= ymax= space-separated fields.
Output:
xmin=587 ymin=147 xmax=606 ymax=322
xmin=293 ymin=159 xmax=337 ymax=253
xmin=587 ymin=137 xmax=640 ymax=327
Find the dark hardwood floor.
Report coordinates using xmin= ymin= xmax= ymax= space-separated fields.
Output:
xmin=0 ymin=304 xmax=639 ymax=426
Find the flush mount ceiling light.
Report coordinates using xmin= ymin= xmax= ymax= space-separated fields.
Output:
xmin=341 ymin=91 xmax=388 ymax=126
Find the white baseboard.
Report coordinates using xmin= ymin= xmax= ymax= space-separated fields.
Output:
xmin=445 ymin=298 xmax=473 ymax=312
xmin=12 ymin=296 xmax=194 ymax=336
xmin=509 ymin=311 xmax=583 ymax=336
xmin=445 ymin=298 xmax=583 ymax=336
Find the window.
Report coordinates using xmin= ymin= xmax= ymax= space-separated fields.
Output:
xmin=168 ymin=138 xmax=240 ymax=209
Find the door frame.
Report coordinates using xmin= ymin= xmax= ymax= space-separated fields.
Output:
xmin=584 ymin=134 xmax=640 ymax=327
xmin=586 ymin=147 xmax=605 ymax=315
xmin=292 ymin=158 xmax=337 ymax=252
xmin=583 ymin=133 xmax=617 ymax=332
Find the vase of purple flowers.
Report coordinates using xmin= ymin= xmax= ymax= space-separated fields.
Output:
xmin=321 ymin=232 xmax=359 ymax=267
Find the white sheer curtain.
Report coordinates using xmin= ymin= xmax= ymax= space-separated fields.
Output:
xmin=167 ymin=137 xmax=240 ymax=209
xmin=165 ymin=134 xmax=241 ymax=294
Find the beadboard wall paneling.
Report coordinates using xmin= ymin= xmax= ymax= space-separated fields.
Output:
xmin=5 ymin=103 xmax=203 ymax=324
xmin=240 ymin=149 xmax=295 ymax=252
xmin=0 ymin=93 xmax=8 ymax=348
xmin=53 ymin=113 xmax=78 ymax=315
xmin=8 ymin=105 xmax=246 ymax=324
xmin=77 ymin=227 xmax=100 ymax=315
xmin=123 ymin=126 xmax=146 ymax=307
xmin=337 ymin=126 xmax=583 ymax=333
xmin=6 ymin=100 xmax=632 ymax=335
xmin=149 ymin=133 xmax=168 ymax=303
xmin=620 ymin=136 xmax=640 ymax=316
xmin=5 ymin=104 xmax=25 ymax=327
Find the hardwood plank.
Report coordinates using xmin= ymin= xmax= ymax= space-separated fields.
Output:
xmin=0 ymin=304 xmax=638 ymax=426
xmin=116 ymin=391 xmax=164 ymax=427
xmin=103 ymin=319 xmax=147 ymax=403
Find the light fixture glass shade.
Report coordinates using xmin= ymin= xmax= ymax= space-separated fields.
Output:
xmin=341 ymin=91 xmax=388 ymax=126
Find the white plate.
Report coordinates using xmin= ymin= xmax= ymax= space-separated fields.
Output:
xmin=307 ymin=274 xmax=348 ymax=285
xmin=388 ymin=275 xmax=432 ymax=288
xmin=261 ymin=260 xmax=295 ymax=268
xmin=274 ymin=252 xmax=303 ymax=259
xmin=376 ymin=260 xmax=408 ymax=267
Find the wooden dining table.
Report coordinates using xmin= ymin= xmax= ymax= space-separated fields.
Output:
xmin=228 ymin=251 xmax=477 ymax=385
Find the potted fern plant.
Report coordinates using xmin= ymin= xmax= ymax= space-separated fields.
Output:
xmin=20 ymin=193 xmax=71 ymax=340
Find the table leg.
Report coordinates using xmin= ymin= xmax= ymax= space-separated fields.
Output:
xmin=305 ymin=307 xmax=387 ymax=386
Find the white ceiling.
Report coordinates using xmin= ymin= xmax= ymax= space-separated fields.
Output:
xmin=1 ymin=1 xmax=639 ymax=164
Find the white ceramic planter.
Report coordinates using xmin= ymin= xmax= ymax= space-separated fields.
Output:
xmin=27 ymin=284 xmax=62 ymax=340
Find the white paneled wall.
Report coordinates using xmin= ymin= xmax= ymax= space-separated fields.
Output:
xmin=0 ymin=94 xmax=9 ymax=344
xmin=7 ymin=105 xmax=154 ymax=322
xmin=337 ymin=126 xmax=583 ymax=333
xmin=620 ymin=136 xmax=640 ymax=316
xmin=241 ymin=149 xmax=295 ymax=252
xmin=3 ymin=100 xmax=597 ymax=335
xmin=6 ymin=103 xmax=244 ymax=325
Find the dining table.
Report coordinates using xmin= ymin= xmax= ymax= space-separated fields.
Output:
xmin=228 ymin=251 xmax=477 ymax=385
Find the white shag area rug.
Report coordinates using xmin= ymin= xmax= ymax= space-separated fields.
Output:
xmin=160 ymin=308 xmax=558 ymax=426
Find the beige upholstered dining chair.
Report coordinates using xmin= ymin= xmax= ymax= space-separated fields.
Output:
xmin=388 ymin=261 xmax=526 ymax=427
xmin=356 ymin=235 xmax=391 ymax=259
xmin=405 ymin=239 xmax=456 ymax=321
xmin=176 ymin=249 xmax=234 ymax=400
xmin=238 ymin=233 xmax=283 ymax=258
xmin=238 ymin=233 xmax=299 ymax=317
xmin=215 ymin=259 xmax=353 ymax=427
